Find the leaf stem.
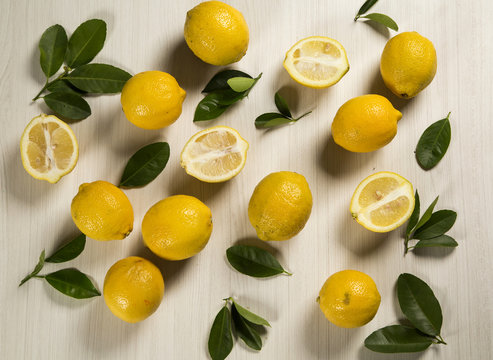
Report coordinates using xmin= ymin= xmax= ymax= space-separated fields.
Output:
xmin=32 ymin=67 xmax=71 ymax=101
xmin=294 ymin=110 xmax=312 ymax=121
xmin=283 ymin=270 xmax=293 ymax=276
xmin=354 ymin=15 xmax=361 ymax=21
xmin=435 ymin=335 xmax=447 ymax=345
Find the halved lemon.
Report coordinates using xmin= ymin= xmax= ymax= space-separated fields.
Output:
xmin=180 ymin=126 xmax=248 ymax=183
xmin=350 ymin=172 xmax=415 ymax=232
xmin=20 ymin=114 xmax=79 ymax=183
xmin=283 ymin=36 xmax=349 ymax=89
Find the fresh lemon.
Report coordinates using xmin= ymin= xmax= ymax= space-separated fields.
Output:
xmin=180 ymin=126 xmax=249 ymax=183
xmin=103 ymin=256 xmax=164 ymax=323
xmin=283 ymin=36 xmax=349 ymax=89
xmin=331 ymin=94 xmax=402 ymax=153
xmin=20 ymin=114 xmax=78 ymax=183
xmin=350 ymin=171 xmax=415 ymax=233
xmin=380 ymin=31 xmax=437 ymax=98
xmin=318 ymin=270 xmax=381 ymax=328
xmin=248 ymin=171 xmax=312 ymax=241
xmin=71 ymin=180 xmax=134 ymax=241
xmin=142 ymin=195 xmax=213 ymax=261
xmin=184 ymin=1 xmax=249 ymax=66
xmin=121 ymin=71 xmax=186 ymax=130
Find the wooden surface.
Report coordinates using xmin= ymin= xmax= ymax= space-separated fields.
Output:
xmin=1 ymin=0 xmax=492 ymax=359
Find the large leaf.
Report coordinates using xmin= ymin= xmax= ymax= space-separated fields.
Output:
xmin=226 ymin=245 xmax=291 ymax=278
xmin=45 ymin=269 xmax=100 ymax=299
xmin=43 ymin=92 xmax=91 ymax=120
xmin=65 ymin=63 xmax=131 ymax=93
xmin=364 ymin=325 xmax=433 ymax=353
xmin=416 ymin=114 xmax=451 ymax=170
xmin=231 ymin=305 xmax=262 ymax=351
xmin=208 ymin=305 xmax=234 ymax=360
xmin=414 ymin=235 xmax=458 ymax=249
xmin=39 ymin=24 xmax=68 ymax=77
xmin=193 ymin=92 xmax=230 ymax=122
xmin=65 ymin=19 xmax=106 ymax=68
xmin=45 ymin=234 xmax=86 ymax=263
xmin=413 ymin=210 xmax=457 ymax=240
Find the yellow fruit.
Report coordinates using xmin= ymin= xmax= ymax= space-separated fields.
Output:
xmin=104 ymin=256 xmax=164 ymax=323
xmin=71 ymin=180 xmax=134 ymax=241
xmin=248 ymin=171 xmax=312 ymax=241
xmin=350 ymin=171 xmax=415 ymax=233
xmin=380 ymin=31 xmax=437 ymax=98
xmin=184 ymin=1 xmax=249 ymax=66
xmin=20 ymin=114 xmax=78 ymax=183
xmin=319 ymin=270 xmax=381 ymax=328
xmin=121 ymin=71 xmax=186 ymax=130
xmin=142 ymin=195 xmax=213 ymax=260
xmin=283 ymin=36 xmax=349 ymax=89
xmin=331 ymin=94 xmax=402 ymax=153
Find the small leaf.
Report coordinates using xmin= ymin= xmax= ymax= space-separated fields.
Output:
xmin=413 ymin=235 xmax=458 ymax=249
xmin=397 ymin=273 xmax=443 ymax=336
xmin=39 ymin=24 xmax=68 ymax=77
xmin=43 ymin=92 xmax=91 ymax=120
xmin=232 ymin=305 xmax=262 ymax=350
xmin=44 ymin=268 xmax=101 ymax=299
xmin=65 ymin=19 xmax=107 ymax=68
xmin=364 ymin=325 xmax=433 ymax=353
xmin=414 ymin=196 xmax=439 ymax=233
xmin=255 ymin=113 xmax=292 ymax=128
xmin=203 ymin=70 xmax=252 ymax=93
xmin=355 ymin=0 xmax=379 ymax=18
xmin=274 ymin=91 xmax=292 ymax=117
xmin=47 ymin=80 xmax=86 ymax=95
xmin=19 ymin=250 xmax=45 ymax=287
xmin=208 ymin=305 xmax=234 ymax=360
xmin=416 ymin=113 xmax=452 ymax=170
xmin=406 ymin=190 xmax=420 ymax=238
xmin=193 ymin=93 xmax=230 ymax=122
xmin=233 ymin=301 xmax=270 ymax=327
xmin=413 ymin=210 xmax=457 ymax=240
xmin=359 ymin=13 xmax=399 ymax=31
xmin=119 ymin=142 xmax=170 ymax=188
xmin=45 ymin=233 xmax=86 ymax=263
xmin=65 ymin=63 xmax=131 ymax=93
xmin=227 ymin=77 xmax=256 ymax=92
xmin=226 ymin=245 xmax=291 ymax=278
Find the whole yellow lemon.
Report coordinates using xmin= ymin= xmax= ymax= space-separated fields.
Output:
xmin=380 ymin=31 xmax=437 ymax=98
xmin=331 ymin=94 xmax=402 ymax=153
xmin=121 ymin=71 xmax=186 ymax=130
xmin=142 ymin=195 xmax=213 ymax=260
xmin=71 ymin=180 xmax=134 ymax=241
xmin=103 ymin=256 xmax=164 ymax=323
xmin=248 ymin=171 xmax=313 ymax=241
xmin=184 ymin=1 xmax=249 ymax=66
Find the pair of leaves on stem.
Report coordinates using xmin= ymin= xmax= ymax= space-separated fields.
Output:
xmin=354 ymin=0 xmax=399 ymax=31
xmin=226 ymin=245 xmax=291 ymax=278
xmin=255 ymin=91 xmax=311 ymax=129
xmin=416 ymin=112 xmax=452 ymax=170
xmin=365 ymin=273 xmax=447 ymax=353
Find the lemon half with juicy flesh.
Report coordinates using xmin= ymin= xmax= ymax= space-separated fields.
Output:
xmin=350 ymin=172 xmax=415 ymax=232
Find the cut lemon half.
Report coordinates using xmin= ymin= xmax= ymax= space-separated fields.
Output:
xmin=283 ymin=36 xmax=349 ymax=89
xmin=20 ymin=114 xmax=79 ymax=183
xmin=180 ymin=126 xmax=249 ymax=183
xmin=350 ymin=172 xmax=415 ymax=232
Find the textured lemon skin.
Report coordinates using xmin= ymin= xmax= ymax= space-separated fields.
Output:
xmin=184 ymin=1 xmax=249 ymax=66
xmin=319 ymin=270 xmax=381 ymax=328
xmin=121 ymin=71 xmax=186 ymax=130
xmin=71 ymin=181 xmax=134 ymax=241
xmin=103 ymin=256 xmax=164 ymax=323
xmin=331 ymin=94 xmax=402 ymax=153
xmin=248 ymin=171 xmax=313 ymax=241
xmin=142 ymin=195 xmax=213 ymax=260
xmin=380 ymin=31 xmax=437 ymax=99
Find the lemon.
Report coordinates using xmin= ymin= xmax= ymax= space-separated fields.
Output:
xmin=331 ymin=94 xmax=402 ymax=153
xmin=283 ymin=36 xmax=349 ymax=89
xmin=103 ymin=256 xmax=164 ymax=323
xmin=71 ymin=180 xmax=134 ymax=241
xmin=318 ymin=270 xmax=381 ymax=328
xmin=350 ymin=171 xmax=415 ymax=233
xmin=180 ymin=126 xmax=249 ymax=183
xmin=380 ymin=31 xmax=437 ymax=98
xmin=184 ymin=1 xmax=249 ymax=66
xmin=248 ymin=171 xmax=312 ymax=241
xmin=142 ymin=195 xmax=213 ymax=260
xmin=20 ymin=114 xmax=78 ymax=183
xmin=121 ymin=71 xmax=186 ymax=130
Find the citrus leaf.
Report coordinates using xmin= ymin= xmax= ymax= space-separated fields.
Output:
xmin=47 ymin=79 xmax=86 ymax=95
xmin=65 ymin=19 xmax=106 ymax=68
xmin=43 ymin=92 xmax=91 ymax=120
xmin=208 ymin=305 xmax=233 ymax=360
xmin=45 ymin=234 xmax=86 ymax=263
xmin=65 ymin=63 xmax=131 ymax=93
xmin=359 ymin=13 xmax=399 ymax=31
xmin=255 ymin=113 xmax=292 ymax=128
xmin=416 ymin=113 xmax=452 ymax=170
xmin=274 ymin=91 xmax=292 ymax=117
xmin=39 ymin=24 xmax=67 ymax=77
xmin=19 ymin=250 xmax=45 ymax=287
xmin=227 ymin=77 xmax=256 ymax=92
xmin=413 ymin=235 xmax=458 ymax=249
xmin=45 ymin=269 xmax=100 ymax=299
xmin=364 ymin=325 xmax=433 ymax=353
xmin=414 ymin=196 xmax=439 ymax=233
xmin=226 ymin=245 xmax=291 ymax=278
xmin=355 ymin=0 xmax=379 ymax=19
xmin=193 ymin=93 xmax=230 ymax=122
xmin=233 ymin=301 xmax=270 ymax=327
xmin=231 ymin=305 xmax=262 ymax=350
xmin=413 ymin=210 xmax=457 ymax=240
xmin=406 ymin=190 xmax=420 ymax=238
xmin=203 ymin=70 xmax=252 ymax=93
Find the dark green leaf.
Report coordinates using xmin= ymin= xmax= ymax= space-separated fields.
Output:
xmin=119 ymin=142 xmax=170 ymax=188
xmin=194 ymin=94 xmax=229 ymax=122
xmin=39 ymin=24 xmax=68 ymax=77
xmin=359 ymin=13 xmax=399 ymax=31
xmin=65 ymin=19 xmax=106 ymax=68
xmin=274 ymin=91 xmax=292 ymax=117
xmin=413 ymin=210 xmax=457 ymax=240
xmin=65 ymin=63 xmax=131 ymax=93
xmin=19 ymin=250 xmax=45 ymax=287
xmin=355 ymin=0 xmax=379 ymax=18
xmin=43 ymin=92 xmax=91 ymax=120
xmin=233 ymin=301 xmax=270 ymax=327
xmin=413 ymin=235 xmax=458 ymax=249
xmin=208 ymin=305 xmax=234 ymax=360
xmin=232 ymin=305 xmax=262 ymax=350
xmin=45 ymin=234 xmax=86 ymax=263
xmin=397 ymin=273 xmax=443 ymax=336
xmin=226 ymin=245 xmax=291 ymax=278
xmin=203 ymin=70 xmax=252 ymax=93
xmin=227 ymin=77 xmax=256 ymax=92
xmin=255 ymin=113 xmax=292 ymax=128
xmin=406 ymin=190 xmax=420 ymax=238
xmin=364 ymin=325 xmax=433 ymax=353
xmin=414 ymin=196 xmax=439 ymax=233
xmin=45 ymin=268 xmax=100 ymax=299
xmin=47 ymin=80 xmax=86 ymax=95
xmin=416 ymin=113 xmax=452 ymax=170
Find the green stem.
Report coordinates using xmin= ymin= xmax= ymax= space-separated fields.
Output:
xmin=354 ymin=15 xmax=361 ymax=21
xmin=435 ymin=335 xmax=447 ymax=345
xmin=283 ymin=270 xmax=293 ymax=276
xmin=32 ymin=67 xmax=70 ymax=101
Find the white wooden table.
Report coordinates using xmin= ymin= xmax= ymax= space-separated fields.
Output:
xmin=1 ymin=0 xmax=492 ymax=359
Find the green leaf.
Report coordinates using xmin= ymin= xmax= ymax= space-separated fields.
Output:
xmin=65 ymin=19 xmax=107 ymax=68
xmin=203 ymin=70 xmax=252 ymax=93
xmin=65 ymin=63 xmax=131 ymax=93
xmin=414 ymin=196 xmax=439 ymax=233
xmin=355 ymin=0 xmax=379 ymax=19
xmin=274 ymin=91 xmax=292 ymax=117
xmin=406 ymin=190 xmax=420 ymax=238
xmin=413 ymin=210 xmax=457 ymax=240
xmin=39 ymin=24 xmax=68 ymax=77
xmin=44 ymin=269 xmax=101 ymax=299
xmin=208 ymin=305 xmax=234 ymax=360
xmin=47 ymin=80 xmax=86 ymax=95
xmin=364 ymin=325 xmax=433 ymax=353
xmin=119 ymin=142 xmax=170 ymax=188
xmin=233 ymin=301 xmax=270 ymax=327
xmin=193 ymin=93 xmax=230 ymax=122
xmin=413 ymin=235 xmax=458 ymax=249
xmin=231 ymin=305 xmax=262 ymax=350
xmin=227 ymin=77 xmax=256 ymax=92
xmin=19 ymin=250 xmax=45 ymax=287
xmin=397 ymin=273 xmax=443 ymax=336
xmin=43 ymin=92 xmax=91 ymax=120
xmin=416 ymin=113 xmax=452 ymax=170
xmin=359 ymin=13 xmax=399 ymax=31
xmin=226 ymin=245 xmax=291 ymax=278
xmin=45 ymin=234 xmax=86 ymax=263
xmin=255 ymin=113 xmax=292 ymax=128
